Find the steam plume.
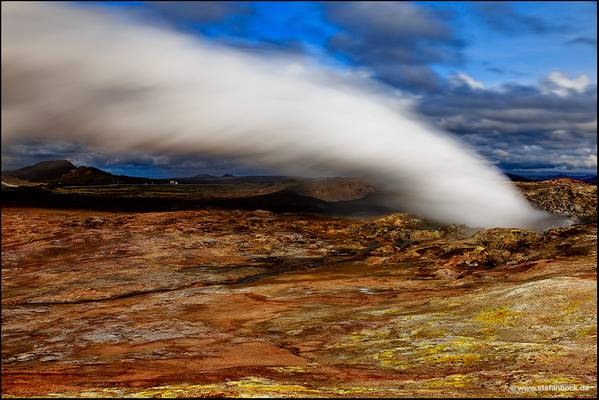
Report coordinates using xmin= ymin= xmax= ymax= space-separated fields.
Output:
xmin=1 ymin=2 xmax=563 ymax=229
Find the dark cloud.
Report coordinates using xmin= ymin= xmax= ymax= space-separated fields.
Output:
xmin=566 ymin=36 xmax=597 ymax=47
xmin=326 ymin=1 xmax=454 ymax=42
xmin=324 ymin=2 xmax=465 ymax=92
xmin=142 ymin=1 xmax=250 ymax=23
xmin=474 ymin=2 xmax=569 ymax=34
xmin=418 ymin=79 xmax=597 ymax=173
xmin=483 ymin=64 xmax=527 ymax=77
xmin=486 ymin=66 xmax=506 ymax=74
xmin=374 ymin=64 xmax=445 ymax=93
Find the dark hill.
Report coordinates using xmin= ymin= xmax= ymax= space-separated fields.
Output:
xmin=3 ymin=160 xmax=169 ymax=186
xmin=58 ymin=166 xmax=167 ymax=186
xmin=189 ymin=174 xmax=218 ymax=180
xmin=4 ymin=160 xmax=76 ymax=182
xmin=505 ymin=172 xmax=597 ymax=184
xmin=58 ymin=166 xmax=123 ymax=186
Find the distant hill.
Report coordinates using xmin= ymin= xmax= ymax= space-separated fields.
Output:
xmin=3 ymin=160 xmax=76 ymax=182
xmin=535 ymin=173 xmax=597 ymax=184
xmin=505 ymin=172 xmax=597 ymax=184
xmin=3 ymin=160 xmax=295 ymax=187
xmin=189 ymin=173 xmax=218 ymax=180
xmin=59 ymin=166 xmax=129 ymax=186
xmin=6 ymin=160 xmax=594 ymax=189
xmin=57 ymin=166 xmax=171 ymax=186
xmin=2 ymin=160 xmax=168 ymax=186
xmin=562 ymin=174 xmax=597 ymax=184
xmin=538 ymin=177 xmax=595 ymax=185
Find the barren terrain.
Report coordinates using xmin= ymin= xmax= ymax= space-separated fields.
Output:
xmin=1 ymin=180 xmax=596 ymax=397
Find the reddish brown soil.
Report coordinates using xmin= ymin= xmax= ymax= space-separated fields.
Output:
xmin=1 ymin=187 xmax=596 ymax=397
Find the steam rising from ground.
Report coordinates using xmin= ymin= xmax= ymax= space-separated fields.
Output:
xmin=1 ymin=2 xmax=564 ymax=229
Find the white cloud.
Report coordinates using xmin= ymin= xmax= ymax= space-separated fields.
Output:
xmin=541 ymin=71 xmax=590 ymax=97
xmin=575 ymin=119 xmax=597 ymax=134
xmin=555 ymin=153 xmax=597 ymax=168
xmin=448 ymin=72 xmax=485 ymax=89
xmin=492 ymin=149 xmax=510 ymax=158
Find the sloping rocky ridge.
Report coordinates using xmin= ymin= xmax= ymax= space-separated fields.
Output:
xmin=1 ymin=180 xmax=596 ymax=397
xmin=518 ymin=181 xmax=597 ymax=224
xmin=2 ymin=160 xmax=76 ymax=182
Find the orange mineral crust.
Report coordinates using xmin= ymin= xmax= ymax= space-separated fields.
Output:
xmin=1 ymin=181 xmax=597 ymax=397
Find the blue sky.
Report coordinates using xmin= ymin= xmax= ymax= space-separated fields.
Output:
xmin=445 ymin=1 xmax=597 ymax=86
xmin=92 ymin=1 xmax=596 ymax=82
xmin=90 ymin=1 xmax=597 ymax=84
xmin=4 ymin=1 xmax=597 ymax=177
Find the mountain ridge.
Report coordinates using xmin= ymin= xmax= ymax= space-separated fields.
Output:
xmin=3 ymin=160 xmax=77 ymax=182
xmin=3 ymin=159 xmax=596 ymax=187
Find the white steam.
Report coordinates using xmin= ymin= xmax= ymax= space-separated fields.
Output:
xmin=1 ymin=2 xmax=561 ymax=229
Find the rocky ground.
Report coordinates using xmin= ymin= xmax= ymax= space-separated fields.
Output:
xmin=1 ymin=180 xmax=596 ymax=397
